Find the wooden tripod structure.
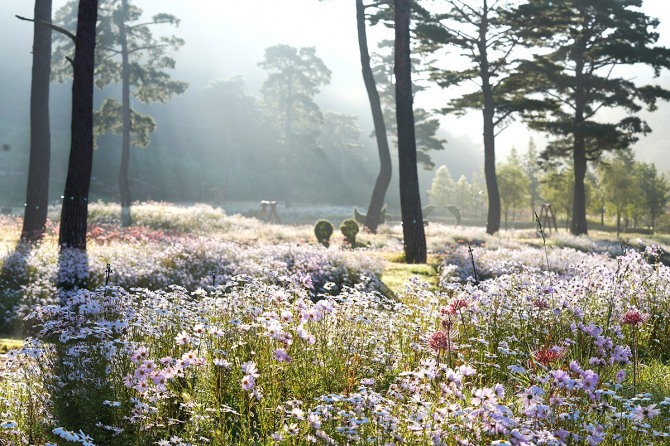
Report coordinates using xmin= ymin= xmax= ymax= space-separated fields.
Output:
xmin=538 ymin=203 xmax=558 ymax=233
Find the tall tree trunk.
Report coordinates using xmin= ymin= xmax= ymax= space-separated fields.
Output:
xmin=571 ymin=48 xmax=588 ymax=235
xmin=395 ymin=0 xmax=426 ymax=264
xmin=357 ymin=0 xmax=392 ymax=233
xmin=58 ymin=0 xmax=99 ymax=251
xmin=21 ymin=0 xmax=52 ymax=242
xmin=479 ymin=0 xmax=500 ymax=235
xmin=572 ymin=141 xmax=588 ymax=235
xmin=119 ymin=0 xmax=132 ymax=226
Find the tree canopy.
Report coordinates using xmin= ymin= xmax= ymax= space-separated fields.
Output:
xmin=259 ymin=44 xmax=332 ymax=145
xmin=510 ymin=0 xmax=670 ymax=235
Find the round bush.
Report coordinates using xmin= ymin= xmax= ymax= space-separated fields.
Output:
xmin=314 ymin=219 xmax=334 ymax=247
xmin=339 ymin=218 xmax=359 ymax=247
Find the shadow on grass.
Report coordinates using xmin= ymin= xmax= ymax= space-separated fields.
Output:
xmin=0 ymin=241 xmax=34 ymax=336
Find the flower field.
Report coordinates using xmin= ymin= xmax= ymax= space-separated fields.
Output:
xmin=1 ymin=203 xmax=670 ymax=445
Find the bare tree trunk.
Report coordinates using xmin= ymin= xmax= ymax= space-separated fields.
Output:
xmin=571 ymin=52 xmax=588 ymax=235
xmin=21 ymin=0 xmax=52 ymax=242
xmin=479 ymin=0 xmax=500 ymax=235
xmin=119 ymin=0 xmax=132 ymax=226
xmin=357 ymin=0 xmax=391 ymax=233
xmin=58 ymin=0 xmax=99 ymax=251
xmin=395 ymin=0 xmax=426 ymax=263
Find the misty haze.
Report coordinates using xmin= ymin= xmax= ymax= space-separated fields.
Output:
xmin=2 ymin=0 xmax=670 ymax=444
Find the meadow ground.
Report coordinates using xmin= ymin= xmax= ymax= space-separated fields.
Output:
xmin=1 ymin=202 xmax=670 ymax=445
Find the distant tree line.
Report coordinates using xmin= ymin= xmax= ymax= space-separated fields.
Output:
xmin=429 ymin=139 xmax=670 ymax=235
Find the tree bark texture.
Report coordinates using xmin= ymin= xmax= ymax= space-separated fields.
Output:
xmin=21 ymin=0 xmax=53 ymax=242
xmin=479 ymin=1 xmax=501 ymax=235
xmin=394 ymin=0 xmax=427 ymax=263
xmin=119 ymin=0 xmax=132 ymax=226
xmin=571 ymin=52 xmax=588 ymax=235
xmin=58 ymin=0 xmax=99 ymax=250
xmin=357 ymin=0 xmax=392 ymax=234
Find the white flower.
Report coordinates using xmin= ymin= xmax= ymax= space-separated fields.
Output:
xmin=102 ymin=400 xmax=122 ymax=407
xmin=213 ymin=358 xmax=231 ymax=368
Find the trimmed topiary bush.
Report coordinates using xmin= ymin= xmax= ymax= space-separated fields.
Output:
xmin=314 ymin=219 xmax=334 ymax=247
xmin=339 ymin=218 xmax=359 ymax=248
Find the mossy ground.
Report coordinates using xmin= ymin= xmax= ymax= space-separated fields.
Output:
xmin=378 ymin=252 xmax=441 ymax=295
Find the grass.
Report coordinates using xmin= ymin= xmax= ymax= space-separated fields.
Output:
xmin=378 ymin=252 xmax=441 ymax=294
xmin=0 ymin=337 xmax=22 ymax=354
xmin=636 ymin=360 xmax=670 ymax=401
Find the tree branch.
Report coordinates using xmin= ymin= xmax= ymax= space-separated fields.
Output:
xmin=127 ymin=44 xmax=169 ymax=55
xmin=16 ymin=15 xmax=77 ymax=43
xmin=127 ymin=20 xmax=176 ymax=30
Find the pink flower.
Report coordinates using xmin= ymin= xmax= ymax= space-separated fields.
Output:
xmin=142 ymin=360 xmax=155 ymax=372
xmin=130 ymin=346 xmax=148 ymax=363
xmin=241 ymin=374 xmax=255 ymax=391
xmin=134 ymin=366 xmax=150 ymax=382
xmin=273 ymin=348 xmax=292 ymax=363
xmin=616 ymin=369 xmax=626 ymax=383
xmin=631 ymin=404 xmax=659 ymax=421
xmin=280 ymin=310 xmax=293 ymax=323
xmin=444 ymin=299 xmax=468 ymax=315
xmin=621 ymin=309 xmax=649 ymax=327
xmin=533 ymin=347 xmax=563 ymax=366
xmin=582 ymin=370 xmax=599 ymax=391
xmin=152 ymin=372 xmax=167 ymax=390
xmin=429 ymin=331 xmax=449 ymax=352
xmin=181 ymin=350 xmax=198 ymax=366
xmin=241 ymin=361 xmax=259 ymax=377
xmin=175 ymin=331 xmax=191 ymax=345
xmin=193 ymin=323 xmax=206 ymax=337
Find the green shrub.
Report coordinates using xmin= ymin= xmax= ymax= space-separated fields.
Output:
xmin=314 ymin=219 xmax=334 ymax=247
xmin=339 ymin=218 xmax=359 ymax=248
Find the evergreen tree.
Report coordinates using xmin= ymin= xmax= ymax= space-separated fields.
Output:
xmin=370 ymin=41 xmax=446 ymax=170
xmin=416 ymin=0 xmax=544 ymax=235
xmin=53 ymin=0 xmax=187 ymax=226
xmin=356 ymin=0 xmax=393 ymax=233
xmin=258 ymin=44 xmax=331 ymax=204
xmin=395 ymin=0 xmax=426 ymax=263
xmin=19 ymin=1 xmax=53 ymax=241
xmin=59 ymin=0 xmax=99 ymax=251
xmin=511 ymin=0 xmax=670 ymax=235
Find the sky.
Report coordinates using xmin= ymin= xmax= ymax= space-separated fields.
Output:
xmin=2 ymin=0 xmax=670 ymax=173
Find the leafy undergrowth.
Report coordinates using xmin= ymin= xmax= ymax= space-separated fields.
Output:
xmin=1 ymin=203 xmax=670 ymax=445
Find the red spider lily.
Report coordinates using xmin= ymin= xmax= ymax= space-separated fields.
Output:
xmin=621 ymin=310 xmax=649 ymax=327
xmin=533 ymin=347 xmax=563 ymax=367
